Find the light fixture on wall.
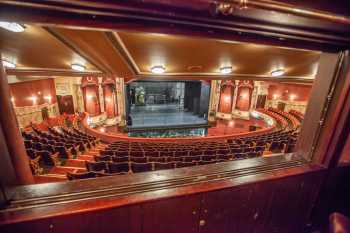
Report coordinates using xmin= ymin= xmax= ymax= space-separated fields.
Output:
xmin=99 ymin=127 xmax=106 ymax=133
xmin=224 ymin=95 xmax=231 ymax=103
xmin=2 ymin=60 xmax=16 ymax=68
xmin=86 ymin=94 xmax=93 ymax=100
xmin=151 ymin=65 xmax=166 ymax=74
xmin=29 ymin=95 xmax=38 ymax=105
xmin=71 ymin=64 xmax=86 ymax=72
xmin=229 ymin=120 xmax=234 ymax=127
xmin=271 ymin=69 xmax=285 ymax=77
xmin=220 ymin=66 xmax=232 ymax=74
xmin=241 ymin=93 xmax=248 ymax=99
xmin=273 ymin=94 xmax=279 ymax=100
xmin=0 ymin=21 xmax=25 ymax=32
xmin=44 ymin=95 xmax=52 ymax=104
xmin=289 ymin=94 xmax=296 ymax=101
xmin=105 ymin=97 xmax=111 ymax=103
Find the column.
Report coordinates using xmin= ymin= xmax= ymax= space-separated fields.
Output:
xmin=117 ymin=78 xmax=126 ymax=126
xmin=250 ymin=84 xmax=258 ymax=110
xmin=0 ymin=59 xmax=34 ymax=184
xmin=231 ymin=81 xmax=239 ymax=113
xmin=98 ymin=78 xmax=104 ymax=113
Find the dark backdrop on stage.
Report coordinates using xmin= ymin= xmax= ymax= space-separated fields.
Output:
xmin=125 ymin=81 xmax=210 ymax=130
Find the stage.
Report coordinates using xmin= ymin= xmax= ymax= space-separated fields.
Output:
xmin=128 ymin=104 xmax=208 ymax=129
xmin=95 ymin=117 xmax=270 ymax=138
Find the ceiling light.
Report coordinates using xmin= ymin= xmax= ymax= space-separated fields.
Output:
xmin=220 ymin=66 xmax=232 ymax=74
xmin=271 ymin=69 xmax=285 ymax=77
xmin=151 ymin=65 xmax=165 ymax=74
xmin=2 ymin=60 xmax=16 ymax=68
xmin=71 ymin=64 xmax=86 ymax=72
xmin=0 ymin=21 xmax=25 ymax=32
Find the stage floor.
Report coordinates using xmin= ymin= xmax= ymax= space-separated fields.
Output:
xmin=99 ymin=117 xmax=269 ymax=138
xmin=129 ymin=104 xmax=207 ymax=128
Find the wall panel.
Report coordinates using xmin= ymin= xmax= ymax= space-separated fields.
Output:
xmin=142 ymin=195 xmax=201 ymax=233
xmin=0 ymin=170 xmax=325 ymax=233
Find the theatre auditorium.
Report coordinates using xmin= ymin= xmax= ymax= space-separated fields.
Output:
xmin=0 ymin=1 xmax=350 ymax=233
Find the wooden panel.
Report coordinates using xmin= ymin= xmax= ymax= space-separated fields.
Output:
xmin=142 ymin=195 xmax=201 ymax=233
xmin=10 ymin=79 xmax=57 ymax=107
xmin=199 ymin=172 xmax=323 ymax=233
xmin=0 ymin=166 xmax=325 ymax=233
xmin=266 ymin=82 xmax=312 ymax=102
xmin=57 ymin=95 xmax=74 ymax=114
xmin=1 ymin=205 xmax=141 ymax=233
xmin=297 ymin=52 xmax=340 ymax=159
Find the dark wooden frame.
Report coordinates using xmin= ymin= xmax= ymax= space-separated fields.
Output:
xmin=0 ymin=1 xmax=350 ymax=229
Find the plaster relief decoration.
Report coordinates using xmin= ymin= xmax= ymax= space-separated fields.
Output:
xmin=116 ymin=78 xmax=126 ymax=126
xmin=14 ymin=103 xmax=58 ymax=128
xmin=55 ymin=82 xmax=71 ymax=96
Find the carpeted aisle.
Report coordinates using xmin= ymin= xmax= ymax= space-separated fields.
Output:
xmin=34 ymin=143 xmax=107 ymax=183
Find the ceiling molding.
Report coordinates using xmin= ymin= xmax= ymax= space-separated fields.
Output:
xmin=104 ymin=32 xmax=140 ymax=75
xmin=5 ymin=68 xmax=103 ymax=77
xmin=43 ymin=27 xmax=110 ymax=74
xmin=134 ymin=74 xmax=314 ymax=83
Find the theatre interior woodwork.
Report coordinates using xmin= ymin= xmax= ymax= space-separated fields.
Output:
xmin=1 ymin=24 xmax=317 ymax=183
xmin=0 ymin=1 xmax=350 ymax=232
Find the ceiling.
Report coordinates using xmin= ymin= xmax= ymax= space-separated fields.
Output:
xmin=0 ymin=25 xmax=97 ymax=72
xmin=0 ymin=24 xmax=321 ymax=83
xmin=116 ymin=31 xmax=321 ymax=78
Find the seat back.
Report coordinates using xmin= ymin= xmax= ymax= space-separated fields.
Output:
xmin=131 ymin=162 xmax=153 ymax=173
xmin=154 ymin=162 xmax=174 ymax=171
xmin=107 ymin=162 xmax=130 ymax=173
xmin=86 ymin=161 xmax=108 ymax=172
xmin=67 ymin=171 xmax=97 ymax=180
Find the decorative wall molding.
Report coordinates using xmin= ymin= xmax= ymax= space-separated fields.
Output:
xmin=14 ymin=103 xmax=59 ymax=128
xmin=267 ymin=100 xmax=308 ymax=113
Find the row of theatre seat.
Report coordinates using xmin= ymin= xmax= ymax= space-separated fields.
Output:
xmin=22 ymin=108 xmax=302 ymax=180
xmin=268 ymin=107 xmax=301 ymax=128
xmin=68 ymin=157 xmax=231 ymax=180
xmin=289 ymin=109 xmax=304 ymax=123
xmin=22 ymin=126 xmax=99 ymax=174
xmin=69 ymin=128 xmax=299 ymax=180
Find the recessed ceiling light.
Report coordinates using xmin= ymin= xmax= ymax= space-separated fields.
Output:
xmin=0 ymin=21 xmax=25 ymax=32
xmin=71 ymin=64 xmax=86 ymax=72
xmin=2 ymin=60 xmax=16 ymax=68
xmin=151 ymin=65 xmax=165 ymax=74
xmin=220 ymin=66 xmax=232 ymax=74
xmin=271 ymin=69 xmax=285 ymax=77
